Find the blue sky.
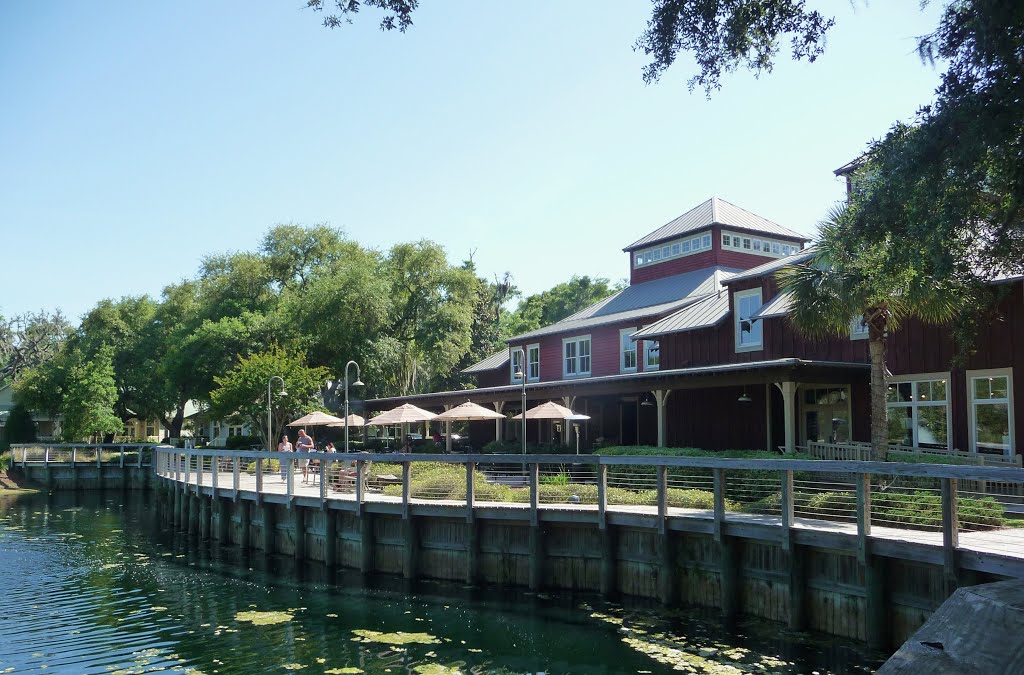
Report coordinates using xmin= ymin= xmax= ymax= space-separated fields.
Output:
xmin=0 ymin=1 xmax=946 ymax=321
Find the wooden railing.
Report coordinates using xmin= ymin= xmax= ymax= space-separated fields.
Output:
xmin=806 ymin=441 xmax=1023 ymax=467
xmin=154 ymin=447 xmax=1024 ymax=579
xmin=7 ymin=443 xmax=163 ymax=468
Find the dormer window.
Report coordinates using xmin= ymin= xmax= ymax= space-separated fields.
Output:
xmin=633 ymin=231 xmax=711 ymax=268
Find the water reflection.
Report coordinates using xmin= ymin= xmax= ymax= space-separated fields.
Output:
xmin=0 ymin=491 xmax=885 ymax=674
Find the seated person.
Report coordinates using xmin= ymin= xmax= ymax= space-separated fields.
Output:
xmin=431 ymin=430 xmax=443 ymax=446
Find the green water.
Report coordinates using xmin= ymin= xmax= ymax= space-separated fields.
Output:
xmin=0 ymin=491 xmax=884 ymax=674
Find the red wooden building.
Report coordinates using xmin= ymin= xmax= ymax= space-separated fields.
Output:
xmin=368 ymin=194 xmax=1022 ymax=459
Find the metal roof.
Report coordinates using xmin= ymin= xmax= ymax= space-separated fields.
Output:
xmin=631 ymin=292 xmax=731 ymax=339
xmin=461 ymin=350 xmax=509 ymax=374
xmin=752 ymin=292 xmax=793 ymax=319
xmin=368 ymin=358 xmax=870 ymax=407
xmin=507 ymin=267 xmax=739 ymax=342
xmin=624 ymin=197 xmax=809 ymax=252
xmin=722 ymin=246 xmax=818 ymax=285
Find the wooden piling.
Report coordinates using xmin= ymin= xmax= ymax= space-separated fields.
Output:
xmin=293 ymin=507 xmax=305 ymax=561
xmin=360 ymin=512 xmax=374 ymax=574
xmin=324 ymin=508 xmax=338 ymax=568
xmin=404 ymin=517 xmax=419 ymax=580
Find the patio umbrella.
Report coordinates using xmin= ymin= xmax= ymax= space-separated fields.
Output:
xmin=287 ymin=411 xmax=345 ymax=427
xmin=327 ymin=414 xmax=367 ymax=428
xmin=367 ymin=403 xmax=438 ymax=425
xmin=435 ymin=401 xmax=505 ymax=421
xmin=510 ymin=401 xmax=576 ymax=420
xmin=434 ymin=401 xmax=506 ymax=452
xmin=368 ymin=403 xmax=438 ymax=452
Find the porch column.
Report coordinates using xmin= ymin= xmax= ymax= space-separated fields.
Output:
xmin=765 ymin=383 xmax=773 ymax=453
xmin=562 ymin=396 xmax=576 ymax=445
xmin=652 ymin=390 xmax=672 ymax=448
xmin=775 ymin=381 xmax=798 ymax=454
xmin=493 ymin=401 xmax=505 ymax=442
xmin=444 ymin=404 xmax=452 ymax=453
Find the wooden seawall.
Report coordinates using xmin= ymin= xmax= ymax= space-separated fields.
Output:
xmin=151 ymin=448 xmax=1024 ymax=651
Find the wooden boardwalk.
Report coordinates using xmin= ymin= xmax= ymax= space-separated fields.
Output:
xmin=171 ymin=467 xmax=1024 ymax=578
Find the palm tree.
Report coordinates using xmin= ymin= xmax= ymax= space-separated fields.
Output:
xmin=777 ymin=204 xmax=959 ymax=460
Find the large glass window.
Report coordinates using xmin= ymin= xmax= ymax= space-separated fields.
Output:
xmin=802 ymin=386 xmax=851 ymax=443
xmin=734 ymin=289 xmax=763 ymax=352
xmin=633 ymin=230 xmax=711 ymax=268
xmin=886 ymin=376 xmax=950 ymax=449
xmin=563 ymin=336 xmax=591 ymax=377
xmin=969 ymin=369 xmax=1014 ymax=456
xmin=620 ymin=328 xmax=637 ymax=372
xmin=527 ymin=344 xmax=540 ymax=382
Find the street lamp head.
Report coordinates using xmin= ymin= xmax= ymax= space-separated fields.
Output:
xmin=279 ymin=389 xmax=287 ymax=397
xmin=353 ymin=378 xmax=364 ymax=387
xmin=514 ymin=369 xmax=525 ymax=380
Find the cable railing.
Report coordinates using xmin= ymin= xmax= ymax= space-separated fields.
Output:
xmin=152 ymin=447 xmax=1024 ymax=567
xmin=8 ymin=443 xmax=160 ymax=468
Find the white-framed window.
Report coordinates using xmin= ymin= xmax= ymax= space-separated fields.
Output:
xmin=620 ymin=328 xmax=637 ymax=373
xmin=850 ymin=315 xmax=870 ymax=340
xmin=511 ymin=348 xmax=524 ymax=383
xmin=721 ymin=230 xmax=800 ymax=259
xmin=968 ymin=368 xmax=1014 ymax=456
xmin=146 ymin=422 xmax=157 ymax=437
xmin=633 ymin=230 xmax=711 ymax=268
xmin=563 ymin=335 xmax=592 ymax=378
xmin=886 ymin=374 xmax=951 ymax=450
xmin=527 ymin=343 xmax=540 ymax=382
xmin=644 ymin=340 xmax=660 ymax=371
xmin=734 ymin=288 xmax=763 ymax=352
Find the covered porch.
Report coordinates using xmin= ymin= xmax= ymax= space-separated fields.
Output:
xmin=365 ymin=358 xmax=870 ymax=454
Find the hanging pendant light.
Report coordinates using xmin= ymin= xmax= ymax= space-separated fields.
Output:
xmin=737 ymin=386 xmax=752 ymax=403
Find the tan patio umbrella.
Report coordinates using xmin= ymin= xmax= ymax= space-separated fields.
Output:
xmin=367 ymin=403 xmax=438 ymax=425
xmin=435 ymin=401 xmax=506 ymax=421
xmin=287 ymin=411 xmax=345 ymax=427
xmin=434 ymin=401 xmax=506 ymax=452
xmin=510 ymin=401 xmax=575 ymax=420
xmin=328 ymin=414 xmax=367 ymax=428
xmin=368 ymin=403 xmax=438 ymax=452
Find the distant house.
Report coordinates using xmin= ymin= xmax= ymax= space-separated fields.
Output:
xmin=0 ymin=382 xmax=60 ymax=440
xmin=366 ymin=186 xmax=1023 ymax=460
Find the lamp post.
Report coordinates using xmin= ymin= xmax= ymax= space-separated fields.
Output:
xmin=514 ymin=347 xmax=527 ymax=455
xmin=267 ymin=376 xmax=286 ymax=452
xmin=343 ymin=360 xmax=364 ymax=453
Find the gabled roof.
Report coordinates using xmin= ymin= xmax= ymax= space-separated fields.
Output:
xmin=462 ymin=350 xmax=509 ymax=374
xmin=623 ymin=197 xmax=809 ymax=252
xmin=722 ymin=246 xmax=817 ymax=285
xmin=507 ymin=267 xmax=739 ymax=342
xmin=752 ymin=292 xmax=793 ymax=319
xmin=631 ymin=291 xmax=731 ymax=339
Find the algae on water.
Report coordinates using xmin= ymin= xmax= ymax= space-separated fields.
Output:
xmin=234 ymin=610 xmax=294 ymax=626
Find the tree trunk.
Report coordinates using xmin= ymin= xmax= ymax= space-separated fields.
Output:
xmin=167 ymin=403 xmax=185 ymax=439
xmin=868 ymin=320 xmax=889 ymax=462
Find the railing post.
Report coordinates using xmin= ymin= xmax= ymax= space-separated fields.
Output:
xmin=712 ymin=468 xmax=726 ymax=543
xmin=44 ymin=446 xmax=49 ymax=467
xmin=255 ymin=457 xmax=264 ymax=504
xmin=529 ymin=461 xmax=539 ymax=527
xmin=319 ymin=457 xmax=328 ymax=505
xmin=780 ymin=469 xmax=805 ymax=630
xmin=657 ymin=465 xmax=668 ymax=534
xmin=211 ymin=452 xmax=219 ymax=498
xmin=355 ymin=460 xmax=365 ymax=512
xmin=97 ymin=445 xmax=102 ymax=469
xmin=233 ymin=456 xmax=240 ymax=499
xmin=465 ymin=461 xmax=475 ymax=520
xmin=286 ymin=458 xmax=294 ymax=503
xmin=119 ymin=445 xmax=125 ymax=468
xmin=856 ymin=473 xmax=871 ymax=564
xmin=942 ymin=477 xmax=960 ymax=594
xmin=597 ymin=463 xmax=608 ymax=530
xmin=138 ymin=445 xmax=144 ymax=469
xmin=197 ymin=454 xmax=204 ymax=491
xmin=71 ymin=447 xmax=76 ymax=467
xmin=402 ymin=461 xmax=411 ymax=519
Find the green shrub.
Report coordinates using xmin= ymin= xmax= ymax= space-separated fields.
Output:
xmin=243 ymin=458 xmax=282 ymax=474
xmin=540 ymin=471 xmax=570 ymax=486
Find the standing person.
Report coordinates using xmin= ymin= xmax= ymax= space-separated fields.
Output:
xmin=277 ymin=435 xmax=293 ymax=482
xmin=296 ymin=429 xmax=315 ymax=483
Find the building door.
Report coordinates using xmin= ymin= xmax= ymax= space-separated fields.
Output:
xmin=620 ymin=399 xmax=638 ymax=445
xmin=800 ymin=385 xmax=852 ymax=444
